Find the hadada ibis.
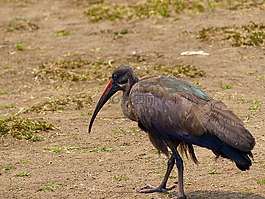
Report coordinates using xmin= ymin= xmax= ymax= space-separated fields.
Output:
xmin=88 ymin=65 xmax=255 ymax=199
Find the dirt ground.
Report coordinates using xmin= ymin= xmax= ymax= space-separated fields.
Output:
xmin=0 ymin=0 xmax=265 ymax=198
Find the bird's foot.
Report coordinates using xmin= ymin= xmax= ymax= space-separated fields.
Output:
xmin=138 ymin=184 xmax=176 ymax=193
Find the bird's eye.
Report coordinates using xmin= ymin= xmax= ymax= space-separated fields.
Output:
xmin=113 ymin=74 xmax=118 ymax=79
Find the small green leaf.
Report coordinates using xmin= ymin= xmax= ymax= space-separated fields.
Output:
xmin=3 ymin=165 xmax=13 ymax=171
xmin=16 ymin=44 xmax=25 ymax=51
xmin=40 ymin=182 xmax=64 ymax=191
xmin=208 ymin=169 xmax=220 ymax=175
xmin=112 ymin=174 xmax=128 ymax=181
xmin=221 ymin=84 xmax=232 ymax=89
xmin=56 ymin=30 xmax=71 ymax=36
xmin=15 ymin=171 xmax=30 ymax=177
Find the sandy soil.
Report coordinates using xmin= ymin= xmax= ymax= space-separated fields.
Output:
xmin=0 ymin=0 xmax=265 ymax=198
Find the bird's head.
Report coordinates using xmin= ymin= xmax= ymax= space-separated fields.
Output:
xmin=88 ymin=65 xmax=139 ymax=133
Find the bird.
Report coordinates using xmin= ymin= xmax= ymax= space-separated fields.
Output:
xmin=88 ymin=65 xmax=255 ymax=199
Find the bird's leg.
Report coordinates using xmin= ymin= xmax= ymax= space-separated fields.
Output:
xmin=171 ymin=148 xmax=186 ymax=199
xmin=138 ymin=155 xmax=176 ymax=193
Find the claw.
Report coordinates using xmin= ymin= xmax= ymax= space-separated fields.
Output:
xmin=138 ymin=184 xmax=176 ymax=193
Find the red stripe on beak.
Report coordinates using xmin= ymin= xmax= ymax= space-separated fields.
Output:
xmin=100 ymin=80 xmax=112 ymax=100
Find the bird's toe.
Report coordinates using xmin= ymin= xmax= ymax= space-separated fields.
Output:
xmin=138 ymin=184 xmax=176 ymax=193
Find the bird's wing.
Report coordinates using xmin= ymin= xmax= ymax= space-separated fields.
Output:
xmin=130 ymin=76 xmax=254 ymax=152
xmin=203 ymin=100 xmax=254 ymax=151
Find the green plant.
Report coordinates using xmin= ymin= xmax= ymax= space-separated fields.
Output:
xmin=208 ymin=169 xmax=220 ymax=174
xmin=114 ymin=29 xmax=128 ymax=39
xmin=84 ymin=0 xmax=177 ymax=22
xmin=85 ymin=0 xmax=263 ymax=22
xmin=87 ymin=110 xmax=93 ymax=115
xmin=0 ymin=90 xmax=7 ymax=95
xmin=221 ymin=84 xmax=232 ymax=89
xmin=257 ymin=178 xmax=265 ymax=185
xmin=246 ymin=70 xmax=255 ymax=75
xmin=242 ymin=115 xmax=253 ymax=122
xmin=248 ymin=100 xmax=262 ymax=111
xmin=35 ymin=59 xmax=113 ymax=83
xmin=196 ymin=22 xmax=265 ymax=47
xmin=16 ymin=185 xmax=24 ymax=189
xmin=44 ymin=146 xmax=62 ymax=153
xmin=0 ymin=116 xmax=53 ymax=140
xmin=3 ymin=165 xmax=13 ymax=170
xmin=55 ymin=30 xmax=71 ymax=36
xmin=40 ymin=182 xmax=64 ymax=191
xmin=26 ymin=95 xmax=92 ymax=114
xmin=83 ymin=146 xmax=115 ymax=153
xmin=20 ymin=159 xmax=30 ymax=164
xmin=112 ymin=174 xmax=128 ymax=181
xmin=111 ymin=128 xmax=126 ymax=134
xmin=153 ymin=170 xmax=162 ymax=174
xmin=14 ymin=171 xmax=30 ymax=177
xmin=0 ymin=104 xmax=16 ymax=109
xmin=44 ymin=146 xmax=78 ymax=153
xmin=15 ymin=44 xmax=25 ymax=51
xmin=86 ymin=0 xmax=104 ymax=4
xmin=153 ymin=64 xmax=205 ymax=78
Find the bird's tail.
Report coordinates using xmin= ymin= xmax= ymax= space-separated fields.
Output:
xmin=212 ymin=144 xmax=253 ymax=171
xmin=172 ymin=132 xmax=253 ymax=171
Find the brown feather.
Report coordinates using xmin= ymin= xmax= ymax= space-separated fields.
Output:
xmin=147 ymin=133 xmax=169 ymax=157
xmin=204 ymin=100 xmax=255 ymax=151
xmin=179 ymin=143 xmax=199 ymax=164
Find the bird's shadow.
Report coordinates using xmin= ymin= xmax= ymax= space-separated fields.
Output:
xmin=181 ymin=190 xmax=265 ymax=199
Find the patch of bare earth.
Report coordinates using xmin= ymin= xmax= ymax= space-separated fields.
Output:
xmin=0 ymin=0 xmax=264 ymax=199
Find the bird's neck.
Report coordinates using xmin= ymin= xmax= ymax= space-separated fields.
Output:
xmin=121 ymin=79 xmax=138 ymax=122
xmin=122 ymin=91 xmax=137 ymax=122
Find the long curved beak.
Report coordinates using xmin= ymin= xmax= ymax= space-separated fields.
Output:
xmin=88 ymin=80 xmax=119 ymax=133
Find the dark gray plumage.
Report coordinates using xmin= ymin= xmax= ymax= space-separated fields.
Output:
xmin=88 ymin=66 xmax=255 ymax=199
